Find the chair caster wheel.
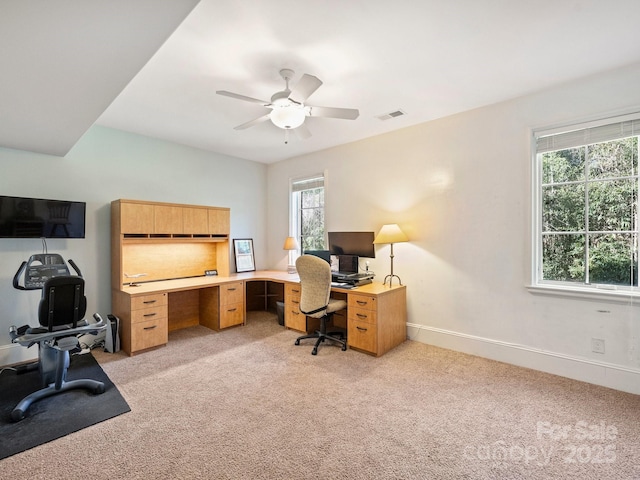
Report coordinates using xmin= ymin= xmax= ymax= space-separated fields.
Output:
xmin=311 ymin=348 xmax=318 ymax=355
xmin=342 ymin=344 xmax=347 ymax=351
xmin=294 ymin=339 xmax=300 ymax=345
xmin=11 ymin=409 xmax=25 ymax=422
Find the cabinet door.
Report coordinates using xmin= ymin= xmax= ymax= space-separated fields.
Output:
xmin=154 ymin=205 xmax=183 ymax=234
xmin=183 ymin=207 xmax=208 ymax=234
xmin=120 ymin=202 xmax=154 ymax=234
xmin=208 ymin=208 xmax=230 ymax=235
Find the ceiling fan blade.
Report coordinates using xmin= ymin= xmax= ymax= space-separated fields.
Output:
xmin=234 ymin=114 xmax=271 ymax=130
xmin=289 ymin=74 xmax=323 ymax=103
xmin=307 ymin=105 xmax=359 ymax=120
xmin=217 ymin=90 xmax=270 ymax=106
xmin=294 ymin=123 xmax=312 ymax=140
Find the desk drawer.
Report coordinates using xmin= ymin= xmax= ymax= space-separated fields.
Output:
xmin=220 ymin=301 xmax=244 ymax=328
xmin=348 ymin=294 xmax=376 ymax=311
xmin=131 ymin=304 xmax=168 ymax=324
xmin=221 ymin=282 xmax=244 ymax=305
xmin=348 ymin=306 xmax=377 ymax=325
xmin=131 ymin=293 xmax=167 ymax=311
xmin=348 ymin=317 xmax=377 ymax=354
xmin=285 ymin=284 xmax=301 ymax=303
xmin=131 ymin=317 xmax=168 ymax=352
xmin=285 ymin=306 xmax=305 ymax=332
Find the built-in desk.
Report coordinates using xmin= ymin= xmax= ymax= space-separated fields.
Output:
xmin=112 ymin=271 xmax=407 ymax=357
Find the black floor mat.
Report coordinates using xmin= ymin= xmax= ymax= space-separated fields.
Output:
xmin=0 ymin=352 xmax=130 ymax=459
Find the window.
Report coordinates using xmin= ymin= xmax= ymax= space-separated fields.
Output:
xmin=290 ymin=174 xmax=325 ymax=255
xmin=533 ymin=114 xmax=640 ymax=294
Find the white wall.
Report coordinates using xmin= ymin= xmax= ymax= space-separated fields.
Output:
xmin=0 ymin=126 xmax=266 ymax=364
xmin=267 ymin=63 xmax=640 ymax=394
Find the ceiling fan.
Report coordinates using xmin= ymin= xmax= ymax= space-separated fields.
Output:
xmin=216 ymin=69 xmax=359 ymax=142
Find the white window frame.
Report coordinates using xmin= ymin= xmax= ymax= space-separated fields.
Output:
xmin=530 ymin=112 xmax=640 ymax=301
xmin=289 ymin=172 xmax=326 ymax=264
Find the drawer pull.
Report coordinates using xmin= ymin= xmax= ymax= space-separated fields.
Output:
xmin=143 ymin=313 xmax=157 ymax=317
xmin=356 ymin=300 xmax=368 ymax=306
xmin=356 ymin=313 xmax=368 ymax=319
xmin=143 ymin=300 xmax=157 ymax=304
xmin=227 ymin=287 xmax=237 ymax=291
xmin=291 ymin=311 xmax=300 ymax=315
xmin=292 ymin=300 xmax=299 ymax=304
xmin=292 ymin=288 xmax=300 ymax=293
xmin=227 ymin=308 xmax=237 ymax=312
xmin=143 ymin=325 xmax=157 ymax=331
xmin=356 ymin=326 xmax=368 ymax=332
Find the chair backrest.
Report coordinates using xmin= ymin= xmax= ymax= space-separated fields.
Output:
xmin=38 ymin=276 xmax=86 ymax=331
xmin=296 ymin=255 xmax=332 ymax=318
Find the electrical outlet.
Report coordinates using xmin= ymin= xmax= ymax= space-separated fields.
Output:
xmin=591 ymin=338 xmax=605 ymax=354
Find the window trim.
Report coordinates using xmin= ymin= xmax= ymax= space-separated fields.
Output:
xmin=530 ymin=112 xmax=640 ymax=301
xmin=289 ymin=171 xmax=327 ymax=258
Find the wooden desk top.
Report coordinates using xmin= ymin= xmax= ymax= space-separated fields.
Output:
xmin=117 ymin=270 xmax=405 ymax=297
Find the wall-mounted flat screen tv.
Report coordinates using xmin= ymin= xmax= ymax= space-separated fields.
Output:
xmin=0 ymin=195 xmax=86 ymax=238
xmin=328 ymin=231 xmax=375 ymax=258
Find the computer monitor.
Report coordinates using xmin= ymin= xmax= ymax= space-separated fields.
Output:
xmin=336 ymin=254 xmax=358 ymax=274
xmin=327 ymin=231 xmax=375 ymax=258
xmin=304 ymin=250 xmax=331 ymax=264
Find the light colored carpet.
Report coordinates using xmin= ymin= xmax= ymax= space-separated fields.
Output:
xmin=2 ymin=311 xmax=640 ymax=479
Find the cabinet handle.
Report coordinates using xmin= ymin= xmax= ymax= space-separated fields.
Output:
xmin=143 ymin=300 xmax=157 ymax=304
xmin=143 ymin=313 xmax=156 ymax=317
xmin=356 ymin=300 xmax=368 ymax=306
xmin=292 ymin=289 xmax=300 ymax=293
xmin=228 ymin=288 xmax=236 ymax=291
xmin=227 ymin=308 xmax=237 ymax=312
xmin=291 ymin=311 xmax=300 ymax=315
xmin=292 ymin=300 xmax=299 ymax=304
xmin=356 ymin=326 xmax=368 ymax=332
xmin=356 ymin=313 xmax=368 ymax=319
xmin=143 ymin=325 xmax=157 ymax=330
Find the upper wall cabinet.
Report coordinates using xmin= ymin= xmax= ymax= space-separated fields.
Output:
xmin=113 ymin=199 xmax=230 ymax=237
xmin=120 ymin=202 xmax=154 ymax=234
xmin=111 ymin=199 xmax=231 ymax=289
xmin=154 ymin=205 xmax=183 ymax=234
xmin=208 ymin=207 xmax=230 ymax=235
xmin=183 ymin=207 xmax=209 ymax=234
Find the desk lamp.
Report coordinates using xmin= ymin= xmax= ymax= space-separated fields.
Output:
xmin=283 ymin=236 xmax=299 ymax=274
xmin=373 ymin=224 xmax=408 ymax=286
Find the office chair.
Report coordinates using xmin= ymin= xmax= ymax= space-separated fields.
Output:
xmin=9 ymin=276 xmax=107 ymax=421
xmin=294 ymin=255 xmax=347 ymax=355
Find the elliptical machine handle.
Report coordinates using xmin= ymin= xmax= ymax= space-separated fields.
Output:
xmin=68 ymin=259 xmax=83 ymax=277
xmin=13 ymin=261 xmax=27 ymax=290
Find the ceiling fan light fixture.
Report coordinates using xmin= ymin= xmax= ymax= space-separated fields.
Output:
xmin=270 ymin=105 xmax=306 ymax=129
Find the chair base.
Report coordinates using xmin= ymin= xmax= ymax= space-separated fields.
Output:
xmin=12 ymin=378 xmax=105 ymax=422
xmin=295 ymin=314 xmax=347 ymax=355
xmin=11 ymin=344 xmax=106 ymax=422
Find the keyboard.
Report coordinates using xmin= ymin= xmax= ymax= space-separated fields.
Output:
xmin=332 ymin=272 xmax=373 ymax=280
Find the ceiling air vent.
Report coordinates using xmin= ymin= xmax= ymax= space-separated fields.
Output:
xmin=376 ymin=109 xmax=406 ymax=121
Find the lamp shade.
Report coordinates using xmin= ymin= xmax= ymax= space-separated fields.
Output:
xmin=373 ymin=224 xmax=408 ymax=244
xmin=283 ymin=236 xmax=298 ymax=250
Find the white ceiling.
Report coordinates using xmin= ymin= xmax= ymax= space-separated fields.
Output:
xmin=4 ymin=1 xmax=640 ymax=163
xmin=0 ymin=0 xmax=199 ymax=156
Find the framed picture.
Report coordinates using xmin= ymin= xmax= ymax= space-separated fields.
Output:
xmin=233 ymin=238 xmax=255 ymax=272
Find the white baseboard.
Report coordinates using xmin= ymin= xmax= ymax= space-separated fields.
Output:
xmin=407 ymin=323 xmax=640 ymax=396
xmin=0 ymin=343 xmax=37 ymax=367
